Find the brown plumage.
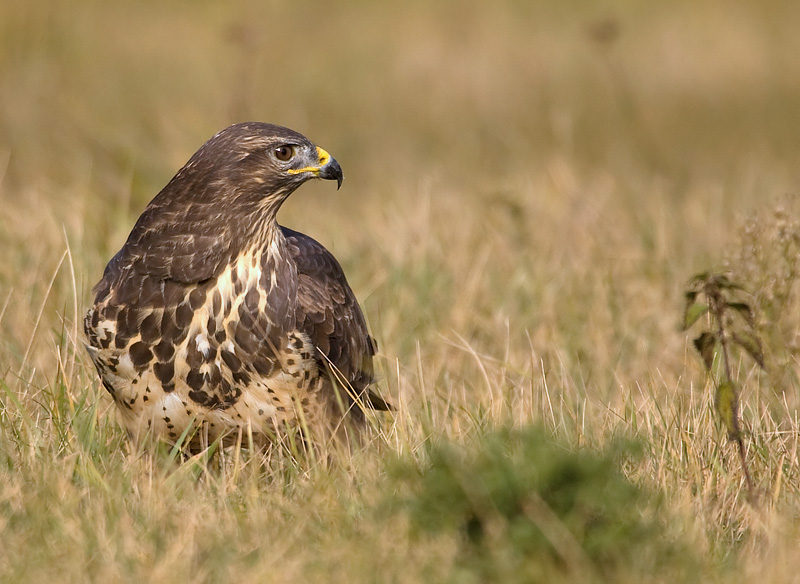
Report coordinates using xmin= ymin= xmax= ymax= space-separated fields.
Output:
xmin=84 ymin=122 xmax=386 ymax=449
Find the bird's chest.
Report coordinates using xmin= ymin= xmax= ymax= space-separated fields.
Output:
xmin=166 ymin=245 xmax=304 ymax=398
xmin=218 ymin=243 xmax=298 ymax=331
xmin=85 ymin=244 xmax=320 ymax=442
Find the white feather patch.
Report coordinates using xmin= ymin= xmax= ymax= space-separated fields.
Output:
xmin=195 ymin=333 xmax=211 ymax=358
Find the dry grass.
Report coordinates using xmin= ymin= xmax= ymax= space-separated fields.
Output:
xmin=2 ymin=0 xmax=800 ymax=581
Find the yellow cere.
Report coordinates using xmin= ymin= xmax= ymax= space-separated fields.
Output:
xmin=287 ymin=147 xmax=331 ymax=176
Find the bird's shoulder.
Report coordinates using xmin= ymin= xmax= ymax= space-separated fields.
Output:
xmin=282 ymin=226 xmax=348 ymax=287
xmin=280 ymin=226 xmax=377 ymax=384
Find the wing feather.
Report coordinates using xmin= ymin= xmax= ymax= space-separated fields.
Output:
xmin=282 ymin=226 xmax=387 ymax=409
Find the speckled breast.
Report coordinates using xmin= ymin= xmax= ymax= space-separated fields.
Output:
xmin=84 ymin=245 xmax=322 ymax=446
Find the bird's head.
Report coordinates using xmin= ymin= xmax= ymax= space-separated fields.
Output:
xmin=112 ymin=123 xmax=346 ymax=281
xmin=170 ymin=122 xmax=343 ymax=214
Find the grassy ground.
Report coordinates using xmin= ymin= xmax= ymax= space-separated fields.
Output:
xmin=2 ymin=0 xmax=800 ymax=581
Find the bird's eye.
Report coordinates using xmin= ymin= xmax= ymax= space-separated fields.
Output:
xmin=273 ymin=145 xmax=296 ymax=162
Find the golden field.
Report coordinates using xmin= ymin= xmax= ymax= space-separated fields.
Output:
xmin=1 ymin=1 xmax=800 ymax=581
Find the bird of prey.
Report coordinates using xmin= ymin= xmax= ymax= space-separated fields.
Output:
xmin=84 ymin=122 xmax=387 ymax=450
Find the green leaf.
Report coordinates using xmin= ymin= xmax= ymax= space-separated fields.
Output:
xmin=714 ymin=380 xmax=741 ymax=440
xmin=733 ymin=331 xmax=765 ymax=369
xmin=693 ymin=332 xmax=717 ymax=370
xmin=682 ymin=303 xmax=709 ymax=330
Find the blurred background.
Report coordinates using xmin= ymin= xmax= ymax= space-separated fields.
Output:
xmin=4 ymin=0 xmax=799 ymax=204
xmin=1 ymin=0 xmax=800 ymax=399
xmin=3 ymin=2 xmax=800 ymax=581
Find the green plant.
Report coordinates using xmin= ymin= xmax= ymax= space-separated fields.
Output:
xmin=683 ymin=272 xmax=764 ymax=499
xmin=390 ymin=427 xmax=693 ymax=584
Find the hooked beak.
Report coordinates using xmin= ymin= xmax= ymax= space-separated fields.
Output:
xmin=316 ymin=147 xmax=343 ymax=189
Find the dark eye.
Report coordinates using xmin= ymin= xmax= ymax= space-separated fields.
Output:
xmin=273 ymin=145 xmax=295 ymax=162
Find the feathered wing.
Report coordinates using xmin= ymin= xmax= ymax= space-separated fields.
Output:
xmin=282 ymin=227 xmax=389 ymax=410
xmin=98 ymin=197 xmax=237 ymax=291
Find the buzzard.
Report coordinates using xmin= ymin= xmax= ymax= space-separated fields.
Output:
xmin=84 ymin=122 xmax=387 ymax=450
